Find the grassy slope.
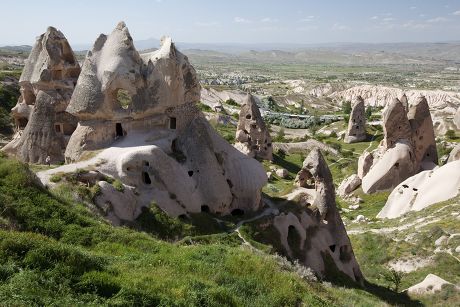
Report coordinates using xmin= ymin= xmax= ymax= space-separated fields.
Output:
xmin=0 ymin=154 xmax=415 ymax=306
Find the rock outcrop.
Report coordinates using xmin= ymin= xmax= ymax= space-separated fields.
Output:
xmin=234 ymin=94 xmax=273 ymax=160
xmin=344 ymin=96 xmax=366 ymax=143
xmin=361 ymin=96 xmax=438 ymax=193
xmin=377 ymin=160 xmax=460 ymax=219
xmin=448 ymin=143 xmax=460 ymax=162
xmin=270 ymin=149 xmax=363 ymax=283
xmin=406 ymin=274 xmax=458 ymax=295
xmin=42 ymin=22 xmax=267 ymax=222
xmin=337 ymin=174 xmax=361 ymax=197
xmin=455 ymin=107 xmax=460 ymax=130
xmin=2 ymin=27 xmax=80 ymax=163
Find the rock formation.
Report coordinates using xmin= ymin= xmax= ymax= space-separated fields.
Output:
xmin=337 ymin=174 xmax=361 ymax=197
xmin=361 ymin=96 xmax=438 ymax=193
xmin=2 ymin=27 xmax=80 ymax=163
xmin=43 ymin=22 xmax=267 ymax=222
xmin=400 ymin=93 xmax=409 ymax=113
xmin=271 ymin=149 xmax=363 ymax=283
xmin=234 ymin=94 xmax=273 ymax=160
xmin=344 ymin=96 xmax=366 ymax=143
xmin=406 ymin=274 xmax=458 ymax=295
xmin=448 ymin=143 xmax=460 ymax=162
xmin=377 ymin=160 xmax=460 ymax=219
xmin=357 ymin=151 xmax=373 ymax=179
xmin=455 ymin=107 xmax=460 ymax=130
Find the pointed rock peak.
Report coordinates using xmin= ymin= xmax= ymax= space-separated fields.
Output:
xmin=116 ymin=21 xmax=127 ymax=30
xmin=383 ymin=98 xmax=403 ymax=120
xmin=160 ymin=35 xmax=173 ymax=48
xmin=408 ymin=95 xmax=430 ymax=120
xmin=302 ymin=148 xmax=332 ymax=183
xmin=353 ymin=95 xmax=364 ymax=105
xmin=46 ymin=26 xmax=59 ymax=34
xmin=400 ymin=93 xmax=408 ymax=104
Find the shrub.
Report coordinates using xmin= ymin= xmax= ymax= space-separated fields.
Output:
xmin=50 ymin=174 xmax=62 ymax=183
xmin=445 ymin=130 xmax=457 ymax=140
xmin=112 ymin=180 xmax=124 ymax=192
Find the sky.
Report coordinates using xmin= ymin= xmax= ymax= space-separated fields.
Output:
xmin=1 ymin=0 xmax=460 ymax=46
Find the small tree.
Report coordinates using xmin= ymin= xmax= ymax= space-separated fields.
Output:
xmin=274 ymin=127 xmax=286 ymax=142
xmin=342 ymin=101 xmax=352 ymax=115
xmin=380 ymin=269 xmax=405 ymax=292
xmin=446 ymin=130 xmax=457 ymax=140
xmin=365 ymin=106 xmax=373 ymax=119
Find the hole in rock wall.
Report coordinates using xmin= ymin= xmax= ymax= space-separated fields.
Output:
xmin=394 ymin=162 xmax=400 ymax=168
xmin=115 ymin=123 xmax=123 ymax=137
xmin=116 ymin=89 xmax=131 ymax=109
xmin=226 ymin=179 xmax=233 ymax=188
xmin=54 ymin=124 xmax=62 ymax=133
xmin=142 ymin=172 xmax=151 ymax=185
xmin=188 ymin=170 xmax=194 ymax=177
xmin=329 ymin=244 xmax=336 ymax=253
xmin=231 ymin=209 xmax=244 ymax=216
xmin=17 ymin=118 xmax=28 ymax=129
xmin=143 ymin=161 xmax=150 ymax=167
xmin=201 ymin=205 xmax=210 ymax=212
xmin=169 ymin=117 xmax=177 ymax=129
xmin=63 ymin=123 xmax=75 ymax=136
xmin=246 ymin=114 xmax=252 ymax=119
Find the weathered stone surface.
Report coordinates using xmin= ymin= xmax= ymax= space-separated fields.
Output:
xmin=406 ymin=274 xmax=458 ymax=295
xmin=454 ymin=107 xmax=460 ymax=130
xmin=407 ymin=96 xmax=438 ymax=167
xmin=234 ymin=94 xmax=273 ymax=160
xmin=275 ymin=168 xmax=289 ymax=178
xmin=357 ymin=151 xmax=373 ymax=179
xmin=448 ymin=143 xmax=460 ymax=162
xmin=43 ymin=22 xmax=267 ymax=219
xmin=360 ymin=96 xmax=438 ymax=193
xmin=2 ymin=27 xmax=80 ymax=163
xmin=271 ymin=149 xmax=363 ymax=283
xmin=383 ymin=98 xmax=412 ymax=148
xmin=344 ymin=96 xmax=366 ymax=143
xmin=337 ymin=174 xmax=361 ymax=197
xmin=362 ymin=141 xmax=416 ymax=194
xmin=377 ymin=160 xmax=460 ymax=219
xmin=400 ymin=93 xmax=409 ymax=113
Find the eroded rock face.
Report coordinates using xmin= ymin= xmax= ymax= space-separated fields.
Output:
xmin=337 ymin=174 xmax=361 ymax=197
xmin=344 ymin=96 xmax=366 ymax=143
xmin=357 ymin=151 xmax=373 ymax=179
xmin=454 ymin=107 xmax=460 ymax=130
xmin=448 ymin=143 xmax=460 ymax=162
xmin=60 ymin=22 xmax=267 ymax=220
xmin=234 ymin=94 xmax=273 ymax=160
xmin=408 ymin=96 xmax=438 ymax=167
xmin=360 ymin=97 xmax=438 ymax=193
xmin=2 ymin=27 xmax=80 ymax=163
xmin=377 ymin=160 xmax=460 ymax=219
xmin=269 ymin=149 xmax=363 ymax=283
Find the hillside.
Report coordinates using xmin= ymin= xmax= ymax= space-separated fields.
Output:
xmin=0 ymin=153 xmax=423 ymax=306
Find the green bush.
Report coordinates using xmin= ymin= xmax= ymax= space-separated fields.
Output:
xmin=112 ymin=180 xmax=124 ymax=192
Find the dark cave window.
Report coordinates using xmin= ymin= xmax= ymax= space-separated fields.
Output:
xmin=142 ymin=172 xmax=151 ymax=185
xmin=231 ymin=209 xmax=244 ymax=216
xmin=246 ymin=114 xmax=251 ymax=119
xmin=116 ymin=123 xmax=123 ymax=137
xmin=329 ymin=244 xmax=336 ymax=253
xmin=169 ymin=117 xmax=177 ymax=129
xmin=201 ymin=205 xmax=210 ymax=212
xmin=54 ymin=124 xmax=61 ymax=133
xmin=188 ymin=170 xmax=194 ymax=177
